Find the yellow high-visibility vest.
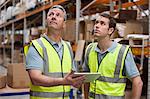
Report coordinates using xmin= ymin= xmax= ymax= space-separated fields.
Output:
xmin=87 ymin=43 xmax=129 ymax=97
xmin=24 ymin=37 xmax=72 ymax=99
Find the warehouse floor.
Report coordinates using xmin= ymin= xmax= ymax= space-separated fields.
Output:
xmin=0 ymin=65 xmax=146 ymax=99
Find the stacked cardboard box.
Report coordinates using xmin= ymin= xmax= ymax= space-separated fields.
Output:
xmin=0 ymin=75 xmax=6 ymax=88
xmin=84 ymin=20 xmax=94 ymax=40
xmin=7 ymin=63 xmax=30 ymax=88
xmin=124 ymin=20 xmax=143 ymax=38
xmin=63 ymin=20 xmax=85 ymax=41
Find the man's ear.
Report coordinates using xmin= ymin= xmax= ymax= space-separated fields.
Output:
xmin=108 ymin=27 xmax=114 ymax=35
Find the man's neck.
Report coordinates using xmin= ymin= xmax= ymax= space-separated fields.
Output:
xmin=46 ymin=29 xmax=62 ymax=43
xmin=97 ymin=38 xmax=112 ymax=52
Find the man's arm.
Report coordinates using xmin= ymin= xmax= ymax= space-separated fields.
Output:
xmin=26 ymin=45 xmax=85 ymax=88
xmin=28 ymin=69 xmax=85 ymax=88
xmin=131 ymin=76 xmax=143 ymax=99
xmin=28 ymin=69 xmax=65 ymax=87
xmin=124 ymin=49 xmax=143 ymax=99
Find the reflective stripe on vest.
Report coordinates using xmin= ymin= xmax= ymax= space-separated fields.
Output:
xmin=30 ymin=91 xmax=70 ymax=98
xmin=97 ymin=76 xmax=126 ymax=83
xmin=29 ymin=37 xmax=72 ymax=98
xmin=89 ymin=92 xmax=124 ymax=99
xmin=97 ymin=45 xmax=127 ymax=83
xmin=88 ymin=43 xmax=129 ymax=96
xmin=36 ymin=39 xmax=49 ymax=76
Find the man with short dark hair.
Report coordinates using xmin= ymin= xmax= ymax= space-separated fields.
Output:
xmin=83 ymin=13 xmax=143 ymax=99
xmin=25 ymin=5 xmax=85 ymax=99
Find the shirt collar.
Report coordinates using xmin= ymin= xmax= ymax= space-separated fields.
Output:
xmin=43 ymin=34 xmax=63 ymax=48
xmin=95 ymin=41 xmax=118 ymax=54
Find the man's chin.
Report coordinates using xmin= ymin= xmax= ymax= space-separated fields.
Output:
xmin=94 ymin=33 xmax=100 ymax=37
xmin=48 ymin=25 xmax=57 ymax=29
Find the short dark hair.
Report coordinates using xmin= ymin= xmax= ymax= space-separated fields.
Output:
xmin=99 ymin=13 xmax=116 ymax=30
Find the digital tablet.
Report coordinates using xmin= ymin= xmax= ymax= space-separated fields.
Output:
xmin=73 ymin=72 xmax=100 ymax=83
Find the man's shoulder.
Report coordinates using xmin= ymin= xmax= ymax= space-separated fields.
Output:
xmin=62 ymin=40 xmax=71 ymax=48
xmin=27 ymin=46 xmax=37 ymax=55
xmin=85 ymin=42 xmax=98 ymax=55
xmin=31 ymin=37 xmax=43 ymax=43
xmin=87 ymin=42 xmax=97 ymax=49
xmin=62 ymin=40 xmax=70 ymax=44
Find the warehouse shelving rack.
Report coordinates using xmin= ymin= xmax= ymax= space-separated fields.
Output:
xmin=75 ymin=0 xmax=148 ymax=42
xmin=127 ymin=34 xmax=149 ymax=72
xmin=0 ymin=0 xmax=68 ymax=64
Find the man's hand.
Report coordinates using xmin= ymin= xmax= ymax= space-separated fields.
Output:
xmin=63 ymin=70 xmax=85 ymax=88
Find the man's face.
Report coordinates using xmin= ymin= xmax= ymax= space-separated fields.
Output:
xmin=93 ymin=16 xmax=111 ymax=38
xmin=47 ymin=8 xmax=65 ymax=30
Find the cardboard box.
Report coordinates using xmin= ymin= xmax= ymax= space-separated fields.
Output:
xmin=0 ymin=75 xmax=6 ymax=88
xmin=119 ymin=10 xmax=137 ymax=21
xmin=124 ymin=20 xmax=143 ymax=38
xmin=63 ymin=20 xmax=85 ymax=41
xmin=74 ymin=40 xmax=85 ymax=61
xmin=84 ymin=20 xmax=94 ymax=40
xmin=63 ymin=20 xmax=76 ymax=41
xmin=7 ymin=63 xmax=30 ymax=88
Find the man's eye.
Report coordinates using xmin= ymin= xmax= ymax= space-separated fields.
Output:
xmin=95 ymin=21 xmax=99 ymax=24
xmin=100 ymin=21 xmax=105 ymax=25
xmin=49 ymin=13 xmax=54 ymax=16
xmin=56 ymin=13 xmax=62 ymax=17
xmin=56 ymin=13 xmax=60 ymax=17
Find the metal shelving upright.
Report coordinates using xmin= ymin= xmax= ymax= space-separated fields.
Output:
xmin=147 ymin=4 xmax=150 ymax=98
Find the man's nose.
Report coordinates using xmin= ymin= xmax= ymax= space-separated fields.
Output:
xmin=51 ymin=16 xmax=56 ymax=20
xmin=50 ymin=13 xmax=57 ymax=19
xmin=95 ymin=24 xmax=99 ymax=29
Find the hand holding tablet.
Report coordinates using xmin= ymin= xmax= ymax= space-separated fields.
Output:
xmin=72 ymin=72 xmax=100 ymax=83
